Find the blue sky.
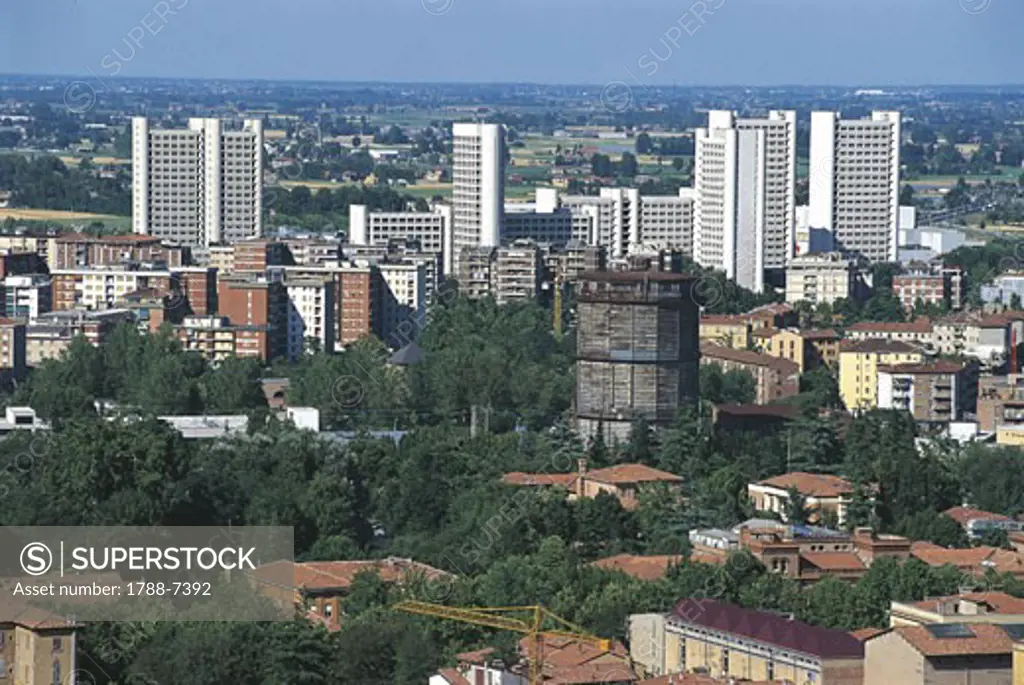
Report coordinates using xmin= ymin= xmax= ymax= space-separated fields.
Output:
xmin=1 ymin=0 xmax=1020 ymax=85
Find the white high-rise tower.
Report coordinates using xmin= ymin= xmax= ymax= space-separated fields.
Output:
xmin=693 ymin=110 xmax=796 ymax=292
xmin=132 ymin=117 xmax=263 ymax=247
xmin=451 ymin=122 xmax=506 ymax=267
xmin=809 ymin=111 xmax=901 ymax=263
xmin=694 ymin=111 xmax=774 ymax=292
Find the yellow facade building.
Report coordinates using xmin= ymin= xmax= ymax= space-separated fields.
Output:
xmin=839 ymin=339 xmax=924 ymax=412
xmin=699 ymin=315 xmax=752 ymax=349
xmin=759 ymin=328 xmax=842 ymax=372
xmin=629 ymin=600 xmax=863 ymax=685
xmin=0 ymin=610 xmax=78 ymax=685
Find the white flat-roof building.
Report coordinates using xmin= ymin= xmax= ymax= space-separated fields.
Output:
xmin=452 ymin=123 xmax=506 ymax=270
xmin=638 ymin=189 xmax=696 ymax=256
xmin=809 ymin=111 xmax=901 ymax=263
xmin=348 ymin=204 xmax=452 ymax=275
xmin=132 ymin=117 xmax=264 ymax=247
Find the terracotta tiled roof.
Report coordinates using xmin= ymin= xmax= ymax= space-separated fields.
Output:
xmin=585 ymin=463 xmax=683 ymax=485
xmin=515 ymin=636 xmax=634 ymax=685
xmin=502 ymin=472 xmax=577 ymax=487
xmin=944 ymin=506 xmax=1012 ymax=526
xmin=0 ymin=602 xmax=79 ymax=630
xmin=877 ymin=361 xmax=964 ymax=375
xmin=801 ymin=329 xmax=841 ymax=340
xmin=839 ymin=339 xmax=923 ymax=355
xmin=701 ymin=314 xmax=748 ymax=326
xmin=894 ymin=623 xmax=1016 ymax=657
xmin=747 ymin=303 xmax=795 ymax=317
xmin=250 ymin=558 xmax=450 ymax=592
xmin=456 ymin=647 xmax=496 ymax=665
xmin=700 ymin=344 xmax=801 ymax=374
xmin=850 ymin=627 xmax=886 ymax=642
xmin=669 ymin=599 xmax=864 ymax=659
xmin=437 ymin=669 xmax=472 ymax=685
xmin=847 ymin=320 xmax=933 ymax=334
xmin=910 ymin=542 xmax=1024 ymax=576
xmin=590 ymin=554 xmax=685 ymax=580
xmin=756 ymin=472 xmax=854 ymax=498
xmin=801 ymin=551 xmax=866 ymax=572
xmin=908 ymin=591 xmax=1024 ymax=615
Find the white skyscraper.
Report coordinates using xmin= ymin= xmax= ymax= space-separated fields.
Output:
xmin=735 ymin=110 xmax=797 ymax=271
xmin=692 ymin=110 xmax=796 ymax=292
xmin=132 ymin=117 xmax=264 ymax=248
xmin=452 ymin=123 xmax=506 ymax=269
xmin=809 ymin=111 xmax=901 ymax=263
xmin=694 ymin=111 xmax=765 ymax=292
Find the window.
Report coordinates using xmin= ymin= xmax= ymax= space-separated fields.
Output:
xmin=52 ymin=638 xmax=62 ymax=653
xmin=679 ymin=638 xmax=686 ymax=670
xmin=52 ymin=661 xmax=60 ymax=685
xmin=722 ymin=648 xmax=730 ymax=674
xmin=324 ymin=602 xmax=333 ymax=619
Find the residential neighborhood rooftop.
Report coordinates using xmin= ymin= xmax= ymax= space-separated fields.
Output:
xmin=668 ymin=599 xmax=865 ymax=659
xmin=755 ymin=472 xmax=855 ymax=498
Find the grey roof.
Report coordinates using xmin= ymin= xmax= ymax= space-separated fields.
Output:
xmin=388 ymin=342 xmax=424 ymax=366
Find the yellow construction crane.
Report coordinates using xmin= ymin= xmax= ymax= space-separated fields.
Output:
xmin=393 ymin=600 xmax=611 ymax=685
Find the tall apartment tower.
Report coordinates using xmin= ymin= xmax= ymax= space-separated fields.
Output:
xmin=451 ymin=123 xmax=506 ymax=270
xmin=132 ymin=117 xmax=264 ymax=248
xmin=809 ymin=111 xmax=901 ymax=263
xmin=693 ymin=111 xmax=796 ymax=293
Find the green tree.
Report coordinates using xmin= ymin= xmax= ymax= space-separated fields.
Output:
xmin=635 ymin=133 xmax=653 ymax=155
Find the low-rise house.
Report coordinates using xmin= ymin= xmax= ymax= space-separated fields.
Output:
xmin=0 ymin=605 xmax=80 ymax=685
xmin=629 ymin=600 xmax=864 ymax=684
xmin=432 ymin=638 xmax=635 ymax=685
xmin=747 ymin=472 xmax=856 ymax=525
xmin=838 ymin=339 xmax=925 ymax=412
xmin=700 ymin=344 xmax=801 ymax=405
xmin=502 ymin=460 xmax=683 ymax=511
xmin=589 ymin=553 xmax=726 ymax=580
xmin=737 ymin=525 xmax=911 ymax=584
xmin=251 ymin=558 xmax=449 ymax=632
xmin=863 ymin=623 xmax=1019 ymax=685
xmin=688 ymin=523 xmax=911 ymax=585
xmin=910 ymin=541 xmax=1024 ymax=580
xmin=889 ymin=592 xmax=1024 ymax=627
xmin=943 ymin=506 xmax=1024 ymax=540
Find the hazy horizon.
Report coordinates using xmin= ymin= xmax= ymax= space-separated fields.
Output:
xmin=1 ymin=0 xmax=1020 ymax=87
